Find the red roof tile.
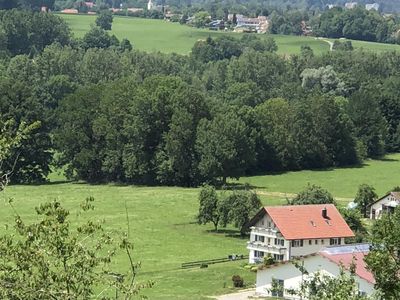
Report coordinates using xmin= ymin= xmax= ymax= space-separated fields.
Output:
xmin=253 ymin=204 xmax=354 ymax=240
xmin=320 ymin=249 xmax=375 ymax=284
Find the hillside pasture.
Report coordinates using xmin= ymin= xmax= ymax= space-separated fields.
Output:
xmin=3 ymin=154 xmax=400 ymax=298
xmin=59 ymin=14 xmax=400 ymax=55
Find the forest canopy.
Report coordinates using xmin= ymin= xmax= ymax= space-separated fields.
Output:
xmin=1 ymin=9 xmax=400 ymax=186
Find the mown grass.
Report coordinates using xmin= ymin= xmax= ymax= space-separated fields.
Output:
xmin=2 ymin=184 xmax=261 ymax=299
xmin=59 ymin=14 xmax=400 ymax=55
xmin=235 ymin=153 xmax=400 ymax=200
xmin=60 ymin=14 xmax=330 ymax=55
xmin=2 ymin=154 xmax=400 ymax=298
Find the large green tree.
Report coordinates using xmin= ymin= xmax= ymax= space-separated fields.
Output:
xmin=96 ymin=9 xmax=113 ymax=30
xmin=290 ymin=184 xmax=335 ymax=205
xmin=197 ymin=185 xmax=221 ymax=231
xmin=196 ymin=109 xmax=256 ymax=184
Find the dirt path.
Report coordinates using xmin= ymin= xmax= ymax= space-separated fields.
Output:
xmin=315 ymin=37 xmax=334 ymax=51
xmin=255 ymin=190 xmax=352 ymax=203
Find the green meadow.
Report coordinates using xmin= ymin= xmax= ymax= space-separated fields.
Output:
xmin=234 ymin=153 xmax=400 ymax=201
xmin=59 ymin=14 xmax=400 ymax=55
xmin=3 ymin=153 xmax=400 ymax=298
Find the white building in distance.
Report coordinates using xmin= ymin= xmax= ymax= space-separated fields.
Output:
xmin=370 ymin=191 xmax=400 ymax=219
xmin=345 ymin=2 xmax=358 ymax=9
xmin=366 ymin=3 xmax=380 ymax=11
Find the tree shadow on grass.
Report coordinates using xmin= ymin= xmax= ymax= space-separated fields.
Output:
xmin=373 ymin=157 xmax=399 ymax=162
xmin=18 ymin=179 xmax=74 ymax=186
xmin=206 ymin=228 xmax=249 ymax=240
xmin=173 ymin=221 xmax=198 ymax=226
xmin=308 ymin=163 xmax=368 ymax=172
xmin=221 ymin=182 xmax=262 ymax=190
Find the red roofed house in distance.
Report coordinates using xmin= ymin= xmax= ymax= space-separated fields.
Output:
xmin=247 ymin=204 xmax=355 ymax=264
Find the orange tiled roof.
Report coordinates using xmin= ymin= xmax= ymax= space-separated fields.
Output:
xmin=252 ymin=204 xmax=354 ymax=240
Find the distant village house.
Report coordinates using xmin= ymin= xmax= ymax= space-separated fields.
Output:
xmin=345 ymin=2 xmax=358 ymax=9
xmin=365 ymin=3 xmax=380 ymax=11
xmin=228 ymin=14 xmax=269 ymax=34
xmin=370 ymin=191 xmax=400 ymax=219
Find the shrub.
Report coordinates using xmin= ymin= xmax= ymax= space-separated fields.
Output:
xmin=263 ymin=253 xmax=275 ymax=266
xmin=232 ymin=275 xmax=244 ymax=287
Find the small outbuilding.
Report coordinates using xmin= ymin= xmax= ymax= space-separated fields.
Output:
xmin=369 ymin=191 xmax=400 ymax=219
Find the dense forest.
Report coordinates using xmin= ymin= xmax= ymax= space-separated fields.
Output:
xmin=1 ymin=9 xmax=400 ymax=186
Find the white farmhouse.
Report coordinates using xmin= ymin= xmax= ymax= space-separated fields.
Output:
xmin=370 ymin=191 xmax=400 ymax=219
xmin=147 ymin=0 xmax=154 ymax=10
xmin=255 ymin=243 xmax=375 ymax=299
xmin=345 ymin=2 xmax=358 ymax=9
xmin=247 ymin=204 xmax=354 ymax=264
xmin=366 ymin=3 xmax=380 ymax=11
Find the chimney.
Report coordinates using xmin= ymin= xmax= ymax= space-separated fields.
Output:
xmin=322 ymin=207 xmax=328 ymax=219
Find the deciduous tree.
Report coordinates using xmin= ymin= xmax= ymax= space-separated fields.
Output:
xmin=354 ymin=184 xmax=377 ymax=217
xmin=96 ymin=9 xmax=113 ymax=30
xmin=289 ymin=184 xmax=335 ymax=205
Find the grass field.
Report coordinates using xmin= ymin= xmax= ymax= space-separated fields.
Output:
xmin=2 ymin=185 xmax=258 ymax=299
xmin=234 ymin=153 xmax=400 ymax=201
xmin=3 ymin=153 xmax=400 ymax=298
xmin=59 ymin=14 xmax=400 ymax=55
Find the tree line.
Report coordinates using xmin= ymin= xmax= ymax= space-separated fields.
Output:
xmin=1 ymin=9 xmax=400 ymax=185
xmin=313 ymin=6 xmax=400 ymax=44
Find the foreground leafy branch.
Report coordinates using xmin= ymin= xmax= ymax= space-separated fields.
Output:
xmin=0 ymin=197 xmax=153 ymax=299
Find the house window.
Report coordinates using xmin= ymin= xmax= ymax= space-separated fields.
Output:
xmin=275 ymin=238 xmax=284 ymax=246
xmin=291 ymin=240 xmax=303 ymax=247
xmin=371 ymin=209 xmax=376 ymax=220
xmin=268 ymin=221 xmax=272 ymax=228
xmin=330 ymin=238 xmax=341 ymax=245
xmin=273 ymin=254 xmax=284 ymax=261
xmin=254 ymin=250 xmax=265 ymax=258
xmin=321 ymin=239 xmax=324 ymax=245
xmin=309 ymin=240 xmax=312 ymax=245
xmin=255 ymin=235 xmax=265 ymax=243
xmin=315 ymin=240 xmax=318 ymax=245
xmin=268 ymin=238 xmax=271 ymax=245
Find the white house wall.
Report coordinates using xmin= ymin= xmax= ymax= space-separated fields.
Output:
xmin=256 ymin=255 xmax=375 ymax=299
xmin=290 ymin=238 xmax=335 ymax=257
xmin=370 ymin=194 xmax=399 ymax=219
xmin=255 ymin=214 xmax=276 ymax=229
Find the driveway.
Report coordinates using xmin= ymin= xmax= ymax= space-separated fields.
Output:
xmin=213 ymin=289 xmax=256 ymax=300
